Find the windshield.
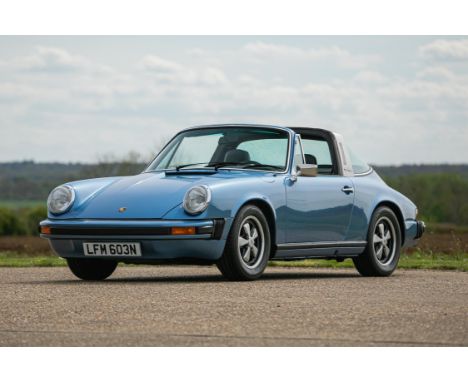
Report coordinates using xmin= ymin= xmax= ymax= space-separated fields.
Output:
xmin=146 ymin=127 xmax=290 ymax=172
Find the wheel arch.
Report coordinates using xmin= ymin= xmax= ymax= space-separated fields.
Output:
xmin=374 ymin=201 xmax=405 ymax=245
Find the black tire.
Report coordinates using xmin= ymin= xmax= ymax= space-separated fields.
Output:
xmin=353 ymin=206 xmax=401 ymax=277
xmin=217 ymin=205 xmax=271 ymax=281
xmin=66 ymin=258 xmax=118 ymax=281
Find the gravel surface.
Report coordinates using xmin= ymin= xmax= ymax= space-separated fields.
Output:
xmin=1 ymin=266 xmax=467 ymax=346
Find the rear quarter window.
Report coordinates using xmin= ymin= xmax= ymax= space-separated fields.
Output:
xmin=348 ymin=147 xmax=371 ymax=174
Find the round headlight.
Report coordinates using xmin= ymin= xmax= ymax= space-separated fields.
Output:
xmin=183 ymin=185 xmax=211 ymax=215
xmin=47 ymin=185 xmax=75 ymax=215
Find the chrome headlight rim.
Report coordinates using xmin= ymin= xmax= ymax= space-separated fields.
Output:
xmin=47 ymin=185 xmax=75 ymax=215
xmin=183 ymin=185 xmax=211 ymax=215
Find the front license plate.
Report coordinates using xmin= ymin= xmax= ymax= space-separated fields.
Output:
xmin=83 ymin=242 xmax=142 ymax=257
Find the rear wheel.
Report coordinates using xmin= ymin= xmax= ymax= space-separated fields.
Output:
xmin=217 ymin=205 xmax=271 ymax=281
xmin=66 ymin=258 xmax=118 ymax=280
xmin=353 ymin=206 xmax=401 ymax=277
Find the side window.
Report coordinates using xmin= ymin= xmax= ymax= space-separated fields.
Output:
xmin=301 ymin=138 xmax=335 ymax=175
xmin=292 ymin=136 xmax=305 ymax=168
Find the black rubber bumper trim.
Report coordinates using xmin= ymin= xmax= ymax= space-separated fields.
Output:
xmin=47 ymin=226 xmax=172 ymax=236
xmin=39 ymin=220 xmax=226 ymax=239
xmin=40 ymin=225 xmax=214 ymax=236
xmin=212 ymin=219 xmax=225 ymax=240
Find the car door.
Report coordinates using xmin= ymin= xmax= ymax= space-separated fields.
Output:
xmin=285 ymin=135 xmax=355 ymax=243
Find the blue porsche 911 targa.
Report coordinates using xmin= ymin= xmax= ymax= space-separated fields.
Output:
xmin=40 ymin=124 xmax=425 ymax=281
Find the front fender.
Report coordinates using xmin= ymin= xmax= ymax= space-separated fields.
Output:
xmin=162 ymin=173 xmax=287 ymax=243
xmin=229 ymin=192 xmax=277 ymax=220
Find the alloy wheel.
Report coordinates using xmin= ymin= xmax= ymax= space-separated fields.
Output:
xmin=237 ymin=215 xmax=265 ymax=269
xmin=372 ymin=216 xmax=396 ymax=265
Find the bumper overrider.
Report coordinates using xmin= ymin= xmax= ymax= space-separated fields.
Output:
xmin=415 ymin=220 xmax=425 ymax=239
xmin=39 ymin=218 xmax=229 ymax=262
xmin=402 ymin=219 xmax=425 ymax=248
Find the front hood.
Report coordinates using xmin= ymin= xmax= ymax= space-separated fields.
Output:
xmin=53 ymin=172 xmax=210 ymax=219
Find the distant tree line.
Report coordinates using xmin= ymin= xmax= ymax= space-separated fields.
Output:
xmin=0 ymin=161 xmax=467 ymax=234
xmin=0 ymin=157 xmax=146 ymax=201
xmin=383 ymin=173 xmax=468 ymax=226
xmin=0 ymin=206 xmax=46 ymax=236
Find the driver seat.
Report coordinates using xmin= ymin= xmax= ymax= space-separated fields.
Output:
xmin=224 ymin=149 xmax=251 ymax=163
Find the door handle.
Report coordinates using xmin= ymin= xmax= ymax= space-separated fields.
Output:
xmin=341 ymin=186 xmax=354 ymax=194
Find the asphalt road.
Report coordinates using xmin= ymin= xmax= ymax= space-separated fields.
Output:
xmin=1 ymin=266 xmax=467 ymax=346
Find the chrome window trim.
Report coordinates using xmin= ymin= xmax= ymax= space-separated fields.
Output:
xmin=353 ymin=167 xmax=374 ymax=177
xmin=144 ymin=124 xmax=294 ymax=175
xmin=332 ymin=132 xmax=354 ymax=177
xmin=295 ymin=134 xmax=306 ymax=164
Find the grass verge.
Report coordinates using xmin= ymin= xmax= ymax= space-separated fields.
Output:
xmin=0 ymin=251 xmax=467 ymax=271
xmin=270 ymin=251 xmax=468 ymax=272
xmin=0 ymin=252 xmax=66 ymax=267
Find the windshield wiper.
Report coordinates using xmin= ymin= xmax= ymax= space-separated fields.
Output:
xmin=174 ymin=162 xmax=240 ymax=171
xmin=214 ymin=162 xmax=284 ymax=170
xmin=211 ymin=161 xmax=246 ymax=169
xmin=173 ymin=161 xmax=282 ymax=172
xmin=175 ymin=162 xmax=210 ymax=171
xmin=241 ymin=163 xmax=283 ymax=170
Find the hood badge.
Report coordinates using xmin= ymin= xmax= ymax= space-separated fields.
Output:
xmin=118 ymin=207 xmax=127 ymax=213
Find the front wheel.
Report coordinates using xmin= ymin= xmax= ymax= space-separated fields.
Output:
xmin=217 ymin=205 xmax=271 ymax=281
xmin=353 ymin=206 xmax=401 ymax=277
xmin=66 ymin=258 xmax=118 ymax=280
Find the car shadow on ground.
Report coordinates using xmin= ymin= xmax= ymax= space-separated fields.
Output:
xmin=19 ymin=268 xmax=361 ymax=285
xmin=107 ymin=271 xmax=361 ymax=284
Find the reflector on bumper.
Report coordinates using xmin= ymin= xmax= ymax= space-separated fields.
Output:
xmin=171 ymin=227 xmax=196 ymax=235
xmin=40 ymin=226 xmax=51 ymax=235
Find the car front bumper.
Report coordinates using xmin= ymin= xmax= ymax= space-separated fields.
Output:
xmin=415 ymin=220 xmax=425 ymax=239
xmin=39 ymin=218 xmax=230 ymax=263
xmin=403 ymin=219 xmax=425 ymax=248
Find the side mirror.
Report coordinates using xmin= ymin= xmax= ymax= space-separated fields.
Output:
xmin=297 ymin=163 xmax=318 ymax=177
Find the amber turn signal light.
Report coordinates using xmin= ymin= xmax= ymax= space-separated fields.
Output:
xmin=40 ymin=226 xmax=52 ymax=235
xmin=171 ymin=227 xmax=196 ymax=235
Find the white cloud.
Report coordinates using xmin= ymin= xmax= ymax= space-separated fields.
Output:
xmin=419 ymin=39 xmax=468 ymax=61
xmin=416 ymin=66 xmax=455 ymax=80
xmin=243 ymin=41 xmax=380 ymax=69
xmin=377 ymin=79 xmax=468 ymax=102
xmin=140 ymin=54 xmax=228 ymax=86
xmin=15 ymin=46 xmax=89 ymax=72
xmin=1 ymin=38 xmax=467 ymax=164
xmin=353 ymin=70 xmax=388 ymax=84
xmin=0 ymin=82 xmax=37 ymax=101
xmin=140 ymin=55 xmax=183 ymax=73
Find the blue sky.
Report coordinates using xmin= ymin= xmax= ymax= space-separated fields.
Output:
xmin=0 ymin=36 xmax=467 ymax=164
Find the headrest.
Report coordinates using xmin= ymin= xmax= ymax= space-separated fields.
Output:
xmin=224 ymin=149 xmax=251 ymax=163
xmin=304 ymin=154 xmax=317 ymax=165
